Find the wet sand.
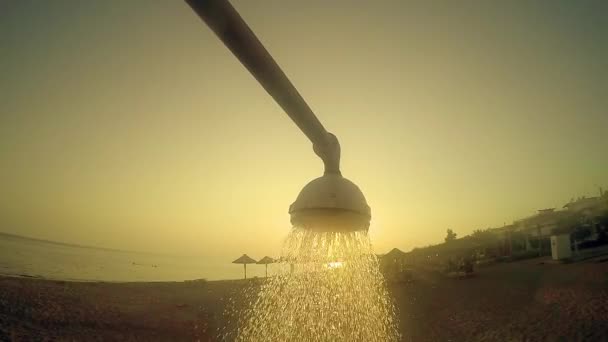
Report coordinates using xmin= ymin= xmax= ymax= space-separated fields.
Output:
xmin=1 ymin=256 xmax=607 ymax=341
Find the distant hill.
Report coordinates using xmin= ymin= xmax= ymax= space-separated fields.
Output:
xmin=0 ymin=231 xmax=132 ymax=253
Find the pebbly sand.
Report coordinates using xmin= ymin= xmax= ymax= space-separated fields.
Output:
xmin=1 ymin=256 xmax=607 ymax=341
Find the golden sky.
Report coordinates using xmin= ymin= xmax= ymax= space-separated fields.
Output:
xmin=1 ymin=1 xmax=607 ymax=264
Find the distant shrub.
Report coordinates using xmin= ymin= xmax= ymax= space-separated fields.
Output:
xmin=445 ymin=229 xmax=457 ymax=242
xmin=185 ymin=278 xmax=207 ymax=284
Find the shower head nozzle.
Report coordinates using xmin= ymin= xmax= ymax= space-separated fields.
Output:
xmin=289 ymin=174 xmax=371 ymax=233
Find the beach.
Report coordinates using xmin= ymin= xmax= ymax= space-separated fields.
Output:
xmin=2 ymin=255 xmax=607 ymax=341
xmin=395 ymin=256 xmax=608 ymax=341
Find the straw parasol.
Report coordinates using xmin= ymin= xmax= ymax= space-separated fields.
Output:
xmin=233 ymin=254 xmax=257 ymax=279
xmin=256 ymin=256 xmax=275 ymax=278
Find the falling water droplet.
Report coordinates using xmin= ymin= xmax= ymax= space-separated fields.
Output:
xmin=233 ymin=227 xmax=400 ymax=341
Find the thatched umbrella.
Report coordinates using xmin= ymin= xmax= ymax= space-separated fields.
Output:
xmin=256 ymin=256 xmax=275 ymax=278
xmin=233 ymin=254 xmax=257 ymax=279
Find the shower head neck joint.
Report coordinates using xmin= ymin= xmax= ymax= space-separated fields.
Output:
xmin=313 ymin=132 xmax=341 ymax=176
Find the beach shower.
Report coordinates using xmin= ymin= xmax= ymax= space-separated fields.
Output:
xmin=185 ymin=0 xmax=371 ymax=233
xmin=186 ymin=1 xmax=399 ymax=340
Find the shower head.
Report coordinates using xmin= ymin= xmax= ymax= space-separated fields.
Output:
xmin=289 ymin=131 xmax=371 ymax=232
xmin=290 ymin=174 xmax=371 ymax=232
xmin=186 ymin=0 xmax=371 ymax=232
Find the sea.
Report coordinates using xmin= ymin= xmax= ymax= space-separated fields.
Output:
xmin=0 ymin=233 xmax=269 ymax=282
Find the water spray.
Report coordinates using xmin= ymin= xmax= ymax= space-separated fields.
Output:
xmin=185 ymin=0 xmax=371 ymax=233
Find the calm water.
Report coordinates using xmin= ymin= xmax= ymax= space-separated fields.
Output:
xmin=0 ymin=234 xmax=268 ymax=282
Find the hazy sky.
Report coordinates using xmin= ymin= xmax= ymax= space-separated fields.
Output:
xmin=2 ymin=1 xmax=607 ymax=263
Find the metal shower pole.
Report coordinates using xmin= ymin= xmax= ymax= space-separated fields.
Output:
xmin=185 ymin=0 xmax=341 ymax=175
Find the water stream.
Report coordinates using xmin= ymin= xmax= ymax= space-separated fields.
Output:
xmin=234 ymin=227 xmax=400 ymax=341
